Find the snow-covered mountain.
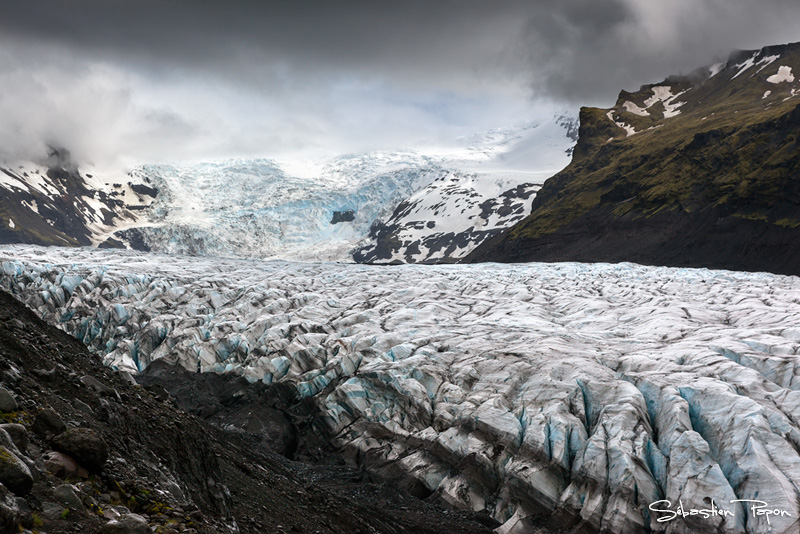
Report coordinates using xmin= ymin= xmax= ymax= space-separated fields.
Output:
xmin=3 ymin=245 xmax=799 ymax=534
xmin=128 ymin=113 xmax=577 ymax=262
xmin=0 ymin=149 xmax=156 ymax=249
xmin=1 ymin=114 xmax=577 ymax=263
xmin=354 ymin=116 xmax=577 ymax=263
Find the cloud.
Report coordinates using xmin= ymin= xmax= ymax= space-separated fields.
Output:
xmin=518 ymin=0 xmax=800 ymax=102
xmin=0 ymin=1 xmax=799 ymax=165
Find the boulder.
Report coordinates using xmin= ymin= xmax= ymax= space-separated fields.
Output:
xmin=0 ymin=431 xmax=18 ymax=456
xmin=31 ymin=407 xmax=66 ymax=438
xmin=43 ymin=451 xmax=89 ymax=479
xmin=0 ymin=425 xmax=28 ymax=453
xmin=81 ymin=375 xmax=114 ymax=396
xmin=41 ymin=500 xmax=67 ymax=520
xmin=72 ymin=399 xmax=95 ymax=417
xmin=0 ymin=484 xmax=19 ymax=534
xmin=15 ymin=497 xmax=32 ymax=529
xmin=53 ymin=483 xmax=83 ymax=510
xmin=0 ymin=389 xmax=17 ymax=413
xmin=0 ymin=446 xmax=32 ymax=496
xmin=51 ymin=427 xmax=108 ymax=472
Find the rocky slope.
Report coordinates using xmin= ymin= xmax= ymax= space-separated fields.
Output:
xmin=3 ymin=245 xmax=799 ymax=534
xmin=0 ymin=150 xmax=156 ymax=251
xmin=352 ymin=173 xmax=541 ymax=264
xmin=467 ymin=42 xmax=800 ymax=275
xmin=0 ymin=281 xmax=504 ymax=533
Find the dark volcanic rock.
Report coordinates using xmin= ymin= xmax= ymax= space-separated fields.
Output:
xmin=111 ymin=228 xmax=152 ymax=252
xmin=0 ymin=390 xmax=17 ymax=413
xmin=101 ymin=513 xmax=150 ymax=534
xmin=330 ymin=209 xmax=355 ymax=224
xmin=0 ymin=484 xmax=19 ymax=534
xmin=129 ymin=183 xmax=159 ymax=198
xmin=43 ymin=451 xmax=86 ymax=479
xmin=0 ymin=425 xmax=27 ymax=453
xmin=0 ymin=446 xmax=32 ymax=496
xmin=138 ymin=359 xmax=298 ymax=459
xmin=52 ymin=483 xmax=83 ymax=509
xmin=31 ymin=408 xmax=66 ymax=438
xmin=51 ymin=428 xmax=109 ymax=472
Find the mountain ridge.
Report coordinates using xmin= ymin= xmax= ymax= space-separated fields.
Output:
xmin=352 ymin=114 xmax=577 ymax=263
xmin=466 ymin=41 xmax=800 ymax=274
xmin=0 ymin=116 xmax=577 ymax=264
xmin=0 ymin=149 xmax=156 ymax=250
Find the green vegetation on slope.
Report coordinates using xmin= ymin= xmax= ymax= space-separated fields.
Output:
xmin=467 ymin=42 xmax=800 ymax=274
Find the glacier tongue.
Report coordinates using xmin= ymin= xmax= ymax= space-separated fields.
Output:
xmin=2 ymin=245 xmax=800 ymax=533
xmin=130 ymin=154 xmax=449 ymax=261
xmin=123 ymin=114 xmax=577 ymax=263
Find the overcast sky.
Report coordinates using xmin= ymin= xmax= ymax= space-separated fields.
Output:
xmin=1 ymin=0 xmax=799 ymax=167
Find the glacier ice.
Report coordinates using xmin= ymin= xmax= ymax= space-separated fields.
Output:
xmin=1 ymin=245 xmax=799 ymax=534
xmin=125 ymin=114 xmax=577 ymax=263
xmin=130 ymin=154 xmax=449 ymax=261
xmin=2 ymin=115 xmax=577 ymax=263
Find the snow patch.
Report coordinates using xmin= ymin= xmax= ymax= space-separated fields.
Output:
xmin=763 ymin=90 xmax=772 ymax=99
xmin=732 ymin=52 xmax=759 ymax=78
xmin=7 ymin=219 xmax=15 ymax=229
xmin=755 ymin=54 xmax=780 ymax=73
xmin=767 ymin=66 xmax=795 ymax=84
xmin=21 ymin=200 xmax=39 ymax=215
xmin=708 ymin=62 xmax=725 ymax=77
xmin=0 ymin=171 xmax=28 ymax=192
xmin=607 ymin=111 xmax=637 ymax=137
xmin=621 ymin=101 xmax=649 ymax=117
xmin=641 ymin=86 xmax=686 ymax=118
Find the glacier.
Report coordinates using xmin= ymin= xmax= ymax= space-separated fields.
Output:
xmin=1 ymin=246 xmax=799 ymax=533
xmin=0 ymin=115 xmax=576 ymax=263
xmin=129 ymin=153 xmax=448 ymax=261
xmin=124 ymin=114 xmax=577 ymax=263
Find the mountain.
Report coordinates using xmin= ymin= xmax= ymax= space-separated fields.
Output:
xmin=126 ymin=114 xmax=576 ymax=263
xmin=0 ymin=149 xmax=157 ymax=250
xmin=467 ymin=42 xmax=800 ymax=275
xmin=353 ymin=116 xmax=577 ymax=263
xmin=4 ymin=245 xmax=800 ymax=534
xmin=0 ymin=115 xmax=576 ymax=264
